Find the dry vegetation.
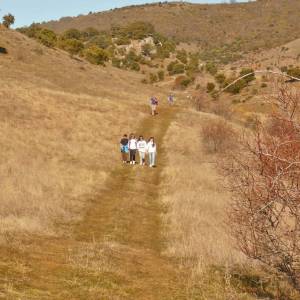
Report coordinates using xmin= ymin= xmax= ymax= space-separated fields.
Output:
xmin=43 ymin=1 xmax=300 ymax=52
xmin=161 ymin=107 xmax=300 ymax=299
xmin=0 ymin=27 xmax=163 ymax=240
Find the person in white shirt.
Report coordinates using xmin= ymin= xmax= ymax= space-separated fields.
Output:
xmin=147 ymin=137 xmax=157 ymax=167
xmin=128 ymin=134 xmax=137 ymax=165
xmin=137 ymin=136 xmax=147 ymax=165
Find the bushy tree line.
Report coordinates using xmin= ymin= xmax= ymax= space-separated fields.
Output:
xmin=17 ymin=22 xmax=177 ymax=72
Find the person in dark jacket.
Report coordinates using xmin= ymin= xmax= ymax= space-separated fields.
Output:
xmin=120 ymin=134 xmax=129 ymax=164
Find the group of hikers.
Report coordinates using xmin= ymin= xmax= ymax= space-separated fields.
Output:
xmin=120 ymin=134 xmax=157 ymax=167
xmin=119 ymin=95 xmax=175 ymax=167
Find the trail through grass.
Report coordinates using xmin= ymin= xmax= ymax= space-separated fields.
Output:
xmin=0 ymin=105 xmax=191 ymax=299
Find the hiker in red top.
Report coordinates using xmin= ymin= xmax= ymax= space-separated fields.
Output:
xmin=150 ymin=96 xmax=158 ymax=116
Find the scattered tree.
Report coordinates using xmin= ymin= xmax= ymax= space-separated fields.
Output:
xmin=2 ymin=14 xmax=15 ymax=28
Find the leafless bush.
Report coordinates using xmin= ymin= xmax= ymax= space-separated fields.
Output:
xmin=225 ymin=86 xmax=300 ymax=293
xmin=201 ymin=118 xmax=237 ymax=153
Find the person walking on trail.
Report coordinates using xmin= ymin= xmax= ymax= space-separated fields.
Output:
xmin=137 ymin=136 xmax=147 ymax=166
xmin=168 ymin=94 xmax=174 ymax=106
xmin=120 ymin=134 xmax=129 ymax=164
xmin=150 ymin=96 xmax=158 ymax=116
xmin=147 ymin=137 xmax=157 ymax=168
xmin=128 ymin=134 xmax=138 ymax=165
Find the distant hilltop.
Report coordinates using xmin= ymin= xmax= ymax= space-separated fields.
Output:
xmin=38 ymin=0 xmax=300 ymax=52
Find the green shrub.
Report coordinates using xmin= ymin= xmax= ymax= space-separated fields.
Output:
xmin=62 ymin=28 xmax=81 ymax=40
xmin=240 ymin=68 xmax=255 ymax=83
xmin=206 ymin=62 xmax=218 ymax=75
xmin=215 ymin=73 xmax=226 ymax=85
xmin=141 ymin=43 xmax=153 ymax=57
xmin=87 ymin=34 xmax=112 ymax=49
xmin=17 ymin=24 xmax=42 ymax=38
xmin=207 ymin=82 xmax=216 ymax=93
xmin=112 ymin=57 xmax=122 ymax=68
xmin=130 ymin=62 xmax=140 ymax=71
xmin=186 ymin=53 xmax=199 ymax=76
xmin=167 ymin=61 xmax=185 ymax=75
xmin=156 ymin=40 xmax=176 ymax=59
xmin=225 ymin=78 xmax=247 ymax=94
xmin=176 ymin=49 xmax=188 ymax=64
xmin=157 ymin=70 xmax=165 ymax=81
xmin=181 ymin=77 xmax=192 ymax=88
xmin=115 ymin=36 xmax=131 ymax=45
xmin=83 ymin=46 xmax=109 ymax=65
xmin=123 ymin=22 xmax=155 ymax=40
xmin=37 ymin=29 xmax=57 ymax=47
xmin=58 ymin=38 xmax=84 ymax=55
xmin=287 ymin=66 xmax=300 ymax=79
xmin=81 ymin=27 xmax=100 ymax=40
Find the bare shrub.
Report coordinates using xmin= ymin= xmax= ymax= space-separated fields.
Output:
xmin=201 ymin=118 xmax=237 ymax=153
xmin=225 ymin=86 xmax=300 ymax=293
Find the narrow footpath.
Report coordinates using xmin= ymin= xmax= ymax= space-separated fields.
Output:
xmin=0 ymin=106 xmax=191 ymax=299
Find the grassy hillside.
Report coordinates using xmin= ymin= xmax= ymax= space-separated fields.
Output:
xmin=0 ymin=26 xmax=164 ymax=237
xmin=42 ymin=0 xmax=300 ymax=52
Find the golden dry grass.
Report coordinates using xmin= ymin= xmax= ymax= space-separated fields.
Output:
xmin=0 ymin=28 xmax=165 ymax=240
xmin=161 ymin=110 xmax=245 ymax=270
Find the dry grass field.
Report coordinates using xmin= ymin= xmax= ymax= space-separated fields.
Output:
xmin=42 ymin=0 xmax=300 ymax=51
xmin=0 ymin=27 xmax=165 ymax=240
xmin=1 ymin=12 xmax=300 ymax=297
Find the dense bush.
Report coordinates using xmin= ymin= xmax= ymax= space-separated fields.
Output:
xmin=240 ymin=68 xmax=255 ymax=83
xmin=167 ymin=61 xmax=185 ymax=75
xmin=225 ymin=78 xmax=247 ymax=94
xmin=206 ymin=62 xmax=218 ymax=75
xmin=124 ymin=22 xmax=155 ymax=40
xmin=287 ymin=66 xmax=300 ymax=79
xmin=62 ymin=28 xmax=81 ymax=40
xmin=157 ymin=70 xmax=165 ymax=81
xmin=156 ymin=40 xmax=176 ymax=59
xmin=215 ymin=73 xmax=226 ymax=85
xmin=87 ymin=34 xmax=112 ymax=49
xmin=174 ymin=75 xmax=192 ymax=89
xmin=81 ymin=27 xmax=100 ymax=40
xmin=57 ymin=38 xmax=84 ymax=55
xmin=83 ymin=46 xmax=109 ymax=65
xmin=186 ymin=53 xmax=199 ymax=76
xmin=37 ymin=29 xmax=57 ymax=47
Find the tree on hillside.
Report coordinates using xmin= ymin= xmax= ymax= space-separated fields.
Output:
xmin=226 ymin=86 xmax=300 ymax=292
xmin=2 ymin=14 xmax=15 ymax=28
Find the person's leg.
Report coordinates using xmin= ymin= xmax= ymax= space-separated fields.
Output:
xmin=129 ymin=150 xmax=133 ymax=164
xmin=152 ymin=153 xmax=156 ymax=166
xmin=142 ymin=152 xmax=146 ymax=165
xmin=139 ymin=151 xmax=143 ymax=165
xmin=133 ymin=150 xmax=136 ymax=164
xmin=149 ymin=153 xmax=153 ymax=167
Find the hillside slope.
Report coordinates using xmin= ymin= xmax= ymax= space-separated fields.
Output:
xmin=0 ymin=26 xmax=165 ymax=237
xmin=42 ymin=0 xmax=300 ymax=51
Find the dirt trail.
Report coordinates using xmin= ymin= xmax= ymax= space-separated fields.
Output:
xmin=0 ymin=105 xmax=190 ymax=299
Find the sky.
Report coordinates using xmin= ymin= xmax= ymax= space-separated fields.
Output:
xmin=0 ymin=0 xmax=251 ymax=28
